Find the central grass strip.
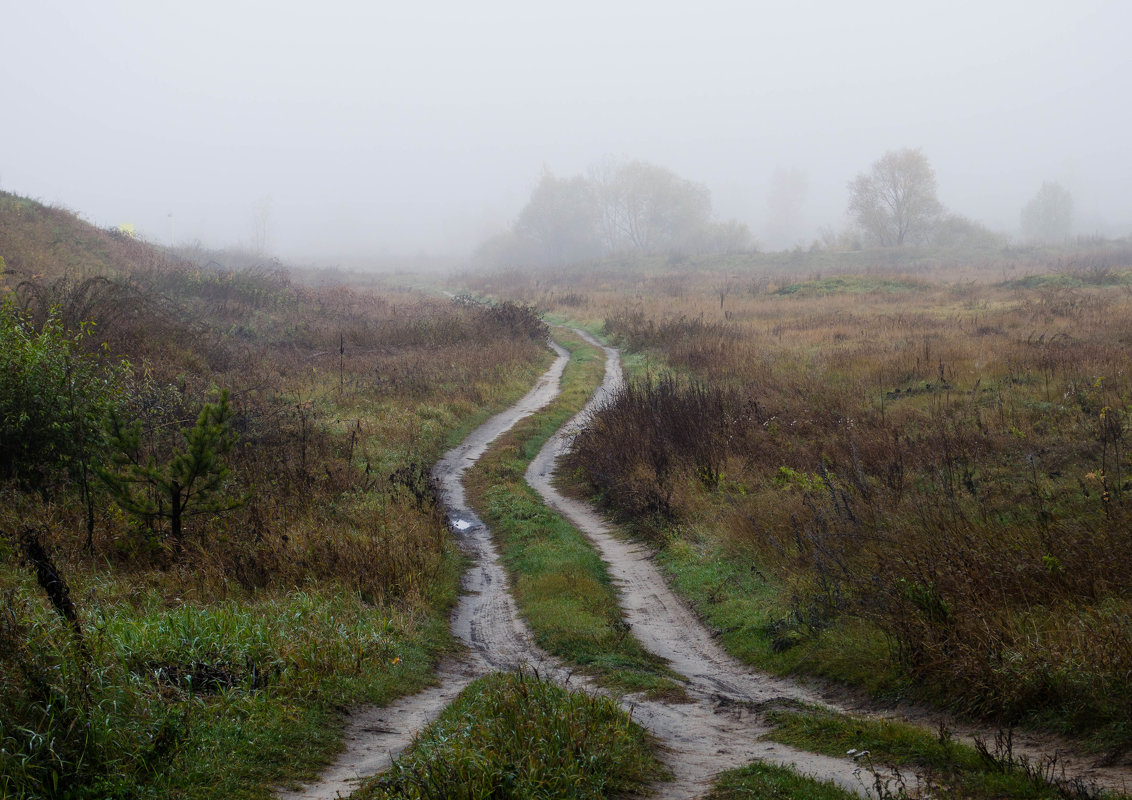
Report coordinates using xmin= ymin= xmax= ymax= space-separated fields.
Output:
xmin=706 ymin=761 xmax=859 ymax=800
xmin=464 ymin=328 xmax=687 ymax=699
xmin=356 ymin=670 xmax=664 ymax=800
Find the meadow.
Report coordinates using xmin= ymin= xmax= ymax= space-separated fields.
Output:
xmin=0 ymin=193 xmax=552 ymax=798
xmin=461 ymin=242 xmax=1132 ymax=751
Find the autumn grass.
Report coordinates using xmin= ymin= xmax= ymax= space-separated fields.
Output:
xmin=463 ymin=328 xmax=686 ymax=700
xmin=462 ymin=253 xmax=1132 ymax=751
xmin=356 ymin=670 xmax=664 ymax=800
xmin=0 ymin=192 xmax=556 ymax=798
xmin=706 ymin=761 xmax=859 ymax=800
xmin=762 ymin=704 xmax=1129 ymax=799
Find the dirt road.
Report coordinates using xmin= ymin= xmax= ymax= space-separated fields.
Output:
xmin=278 ymin=344 xmax=574 ymax=800
xmin=280 ymin=330 xmax=1129 ymax=800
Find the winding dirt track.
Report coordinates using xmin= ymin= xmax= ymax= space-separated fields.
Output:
xmin=280 ymin=331 xmax=1130 ymax=800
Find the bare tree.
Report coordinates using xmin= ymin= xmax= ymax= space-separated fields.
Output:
xmin=592 ymin=159 xmax=712 ymax=254
xmin=848 ymin=148 xmax=942 ymax=246
xmin=252 ymin=195 xmax=272 ymax=255
xmin=765 ymin=166 xmax=808 ymax=248
xmin=1020 ymin=181 xmax=1073 ymax=243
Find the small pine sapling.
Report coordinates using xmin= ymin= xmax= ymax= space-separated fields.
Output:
xmin=99 ymin=389 xmax=245 ymax=553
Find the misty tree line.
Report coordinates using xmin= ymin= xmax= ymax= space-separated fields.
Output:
xmin=475 ymin=158 xmax=753 ymax=268
xmin=847 ymin=148 xmax=1074 ymax=249
xmin=476 ymin=151 xmax=1076 ymax=267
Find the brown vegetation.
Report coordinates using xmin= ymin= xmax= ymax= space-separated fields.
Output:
xmin=0 ymin=193 xmax=551 ymax=797
xmin=469 ymin=248 xmax=1132 ymax=744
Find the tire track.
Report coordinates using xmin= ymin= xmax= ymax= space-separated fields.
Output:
xmin=281 ymin=329 xmax=1127 ymax=800
xmin=278 ymin=338 xmax=862 ymax=800
xmin=526 ymin=328 xmax=1132 ymax=799
xmin=278 ymin=344 xmax=574 ymax=800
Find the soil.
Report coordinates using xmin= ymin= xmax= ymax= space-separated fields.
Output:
xmin=278 ymin=331 xmax=1132 ymax=800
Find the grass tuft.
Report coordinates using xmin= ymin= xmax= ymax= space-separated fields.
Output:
xmin=357 ymin=670 xmax=664 ymax=800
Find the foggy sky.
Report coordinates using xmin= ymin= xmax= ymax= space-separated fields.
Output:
xmin=3 ymin=0 xmax=1129 ymax=261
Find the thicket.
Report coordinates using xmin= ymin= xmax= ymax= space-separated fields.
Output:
xmin=563 ymin=269 xmax=1132 ymax=744
xmin=0 ymin=194 xmax=552 ymax=797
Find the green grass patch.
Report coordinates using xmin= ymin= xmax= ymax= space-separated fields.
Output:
xmin=357 ymin=670 xmax=664 ymax=800
xmin=774 ymin=275 xmax=928 ymax=296
xmin=763 ymin=704 xmax=1129 ymax=799
xmin=706 ymin=760 xmax=859 ymax=800
xmin=654 ymin=532 xmax=906 ymax=698
xmin=464 ymin=329 xmax=686 ymax=699
xmin=0 ymin=558 xmax=463 ymax=800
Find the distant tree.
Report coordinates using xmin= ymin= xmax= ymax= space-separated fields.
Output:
xmin=686 ymin=219 xmax=754 ymax=255
xmin=514 ymin=171 xmax=603 ymax=266
xmin=765 ymin=166 xmax=808 ymax=249
xmin=932 ymin=214 xmax=1006 ymax=249
xmin=1020 ymin=181 xmax=1073 ymax=243
xmin=99 ymin=389 xmax=244 ymax=553
xmin=592 ymin=159 xmax=713 ymax=254
xmin=848 ymin=148 xmax=942 ymax=246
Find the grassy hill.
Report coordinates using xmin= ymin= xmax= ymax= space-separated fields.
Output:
xmin=0 ymin=192 xmax=552 ymax=798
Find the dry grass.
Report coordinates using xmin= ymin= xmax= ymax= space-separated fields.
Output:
xmin=0 ymin=192 xmax=553 ymax=797
xmin=467 ymin=250 xmax=1132 ymax=744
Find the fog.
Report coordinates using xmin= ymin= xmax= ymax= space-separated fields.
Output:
xmin=3 ymin=0 xmax=1129 ymax=261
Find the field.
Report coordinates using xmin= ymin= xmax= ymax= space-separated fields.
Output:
xmin=462 ymin=244 xmax=1132 ymax=749
xmin=0 ymin=193 xmax=552 ymax=798
xmin=4 ymin=188 xmax=1132 ymax=798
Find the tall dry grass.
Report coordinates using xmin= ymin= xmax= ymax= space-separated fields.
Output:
xmin=531 ymin=259 xmax=1132 ymax=738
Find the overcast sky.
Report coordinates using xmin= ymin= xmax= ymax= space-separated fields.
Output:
xmin=2 ymin=0 xmax=1129 ymax=260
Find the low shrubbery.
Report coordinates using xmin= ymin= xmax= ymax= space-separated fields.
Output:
xmin=0 ymin=193 xmax=553 ymax=797
xmin=557 ymin=265 xmax=1132 ymax=745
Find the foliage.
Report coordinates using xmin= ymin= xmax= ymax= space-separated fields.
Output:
xmin=0 ymin=300 xmax=124 ymax=492
xmin=514 ymin=171 xmax=603 ymax=266
xmin=848 ymin=147 xmax=943 ymax=246
xmin=98 ymin=389 xmax=244 ymax=549
xmin=0 ymin=189 xmax=554 ymax=797
xmin=478 ymin=157 xmax=751 ymax=268
xmin=359 ymin=670 xmax=661 ymax=800
xmin=1022 ymin=181 xmax=1074 ymax=243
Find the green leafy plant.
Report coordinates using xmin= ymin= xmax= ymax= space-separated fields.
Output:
xmin=99 ymin=389 xmax=245 ymax=552
xmin=0 ymin=300 xmax=125 ymax=548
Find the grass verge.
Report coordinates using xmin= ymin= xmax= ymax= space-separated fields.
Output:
xmin=0 ymin=558 xmax=462 ymax=800
xmin=762 ymin=704 xmax=1128 ymax=800
xmin=356 ymin=670 xmax=664 ymax=800
xmin=464 ymin=328 xmax=686 ymax=700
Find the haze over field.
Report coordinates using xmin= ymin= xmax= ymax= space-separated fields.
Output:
xmin=3 ymin=0 xmax=1129 ymax=260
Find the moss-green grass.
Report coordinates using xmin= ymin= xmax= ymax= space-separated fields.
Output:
xmin=706 ymin=760 xmax=859 ymax=800
xmin=356 ymin=670 xmax=665 ymax=800
xmin=0 ymin=565 xmax=462 ymax=800
xmin=653 ymin=530 xmax=906 ymax=698
xmin=762 ymin=704 xmax=1131 ymax=800
xmin=464 ymin=328 xmax=686 ymax=700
